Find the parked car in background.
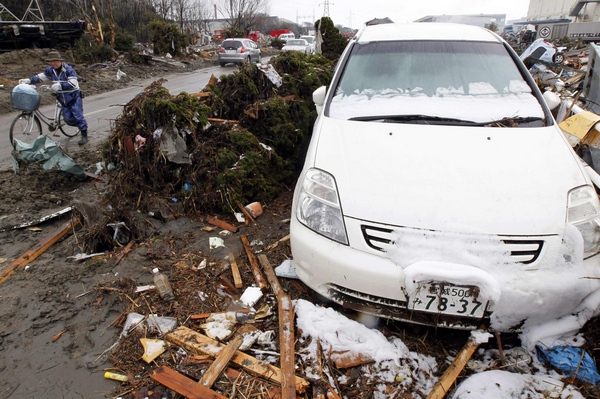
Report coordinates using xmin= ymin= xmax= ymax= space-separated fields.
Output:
xmin=290 ymin=22 xmax=600 ymax=333
xmin=279 ymin=32 xmax=295 ymax=41
xmin=300 ymin=35 xmax=315 ymax=54
xmin=520 ymin=38 xmax=565 ymax=64
xmin=282 ymin=39 xmax=311 ymax=54
xmin=219 ymin=38 xmax=261 ymax=66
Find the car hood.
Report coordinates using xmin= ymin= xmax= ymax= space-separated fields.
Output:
xmin=312 ymin=117 xmax=586 ymax=235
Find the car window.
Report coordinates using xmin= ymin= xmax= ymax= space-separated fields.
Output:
xmin=221 ymin=40 xmax=242 ymax=49
xmin=287 ymin=40 xmax=306 ymax=46
xmin=329 ymin=40 xmax=545 ymax=125
xmin=301 ymin=36 xmax=314 ymax=44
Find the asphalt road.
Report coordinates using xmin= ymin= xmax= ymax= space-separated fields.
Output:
xmin=0 ymin=61 xmax=250 ymax=171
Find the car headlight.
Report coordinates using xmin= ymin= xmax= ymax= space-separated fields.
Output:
xmin=296 ymin=168 xmax=348 ymax=245
xmin=567 ymin=185 xmax=600 ymax=258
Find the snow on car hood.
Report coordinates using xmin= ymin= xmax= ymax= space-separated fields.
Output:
xmin=313 ymin=117 xmax=586 ymax=236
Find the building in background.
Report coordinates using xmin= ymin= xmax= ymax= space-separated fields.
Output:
xmin=528 ymin=0 xmax=600 ymax=22
xmin=414 ymin=14 xmax=506 ymax=32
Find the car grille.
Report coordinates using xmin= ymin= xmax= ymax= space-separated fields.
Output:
xmin=361 ymin=224 xmax=544 ymax=264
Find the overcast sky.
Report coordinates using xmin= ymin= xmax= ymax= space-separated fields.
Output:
xmin=268 ymin=0 xmax=531 ymax=29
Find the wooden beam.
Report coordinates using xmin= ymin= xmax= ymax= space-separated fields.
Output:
xmin=258 ymin=254 xmax=296 ymax=399
xmin=240 ymin=235 xmax=268 ymax=291
xmin=236 ymin=200 xmax=255 ymax=224
xmin=425 ymin=336 xmax=482 ymax=399
xmin=199 ymin=325 xmax=257 ymax=388
xmin=229 ymin=252 xmax=243 ymax=288
xmin=166 ymin=326 xmax=309 ymax=393
xmin=151 ymin=366 xmax=226 ymax=399
xmin=0 ymin=220 xmax=79 ymax=285
xmin=207 ymin=216 xmax=238 ymax=233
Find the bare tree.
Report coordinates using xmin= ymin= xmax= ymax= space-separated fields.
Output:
xmin=217 ymin=0 xmax=270 ymax=33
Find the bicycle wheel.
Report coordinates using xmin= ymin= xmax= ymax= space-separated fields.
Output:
xmin=9 ymin=112 xmax=42 ymax=148
xmin=57 ymin=108 xmax=80 ymax=137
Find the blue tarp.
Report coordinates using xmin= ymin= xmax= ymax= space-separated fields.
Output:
xmin=537 ymin=346 xmax=600 ymax=385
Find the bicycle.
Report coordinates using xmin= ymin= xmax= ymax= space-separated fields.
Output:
xmin=9 ymin=84 xmax=80 ymax=148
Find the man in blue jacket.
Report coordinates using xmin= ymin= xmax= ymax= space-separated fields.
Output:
xmin=19 ymin=51 xmax=89 ymax=145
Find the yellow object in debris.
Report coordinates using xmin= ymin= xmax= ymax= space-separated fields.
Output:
xmin=140 ymin=338 xmax=166 ymax=363
xmin=559 ymin=111 xmax=600 ymax=143
xmin=104 ymin=371 xmax=128 ymax=382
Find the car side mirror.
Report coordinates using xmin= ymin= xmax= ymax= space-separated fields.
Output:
xmin=313 ymin=86 xmax=327 ymax=114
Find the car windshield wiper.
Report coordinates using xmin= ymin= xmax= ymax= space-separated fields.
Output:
xmin=348 ymin=114 xmax=478 ymax=125
xmin=478 ymin=116 xmax=546 ymax=127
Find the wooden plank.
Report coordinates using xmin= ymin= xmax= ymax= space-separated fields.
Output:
xmin=236 ymin=200 xmax=255 ymax=224
xmin=207 ymin=216 xmax=238 ymax=233
xmin=258 ymin=254 xmax=296 ymax=399
xmin=150 ymin=366 xmax=226 ymax=399
xmin=425 ymin=336 xmax=482 ymax=399
xmin=229 ymin=252 xmax=243 ymax=288
xmin=240 ymin=235 xmax=268 ymax=291
xmin=189 ymin=92 xmax=211 ymax=98
xmin=166 ymin=326 xmax=309 ymax=393
xmin=0 ymin=219 xmax=79 ymax=285
xmin=199 ymin=325 xmax=257 ymax=387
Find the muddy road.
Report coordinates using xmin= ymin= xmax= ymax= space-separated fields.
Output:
xmin=0 ymin=62 xmax=251 ymax=171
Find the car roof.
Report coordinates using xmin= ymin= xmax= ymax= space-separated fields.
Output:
xmin=355 ymin=23 xmax=502 ymax=43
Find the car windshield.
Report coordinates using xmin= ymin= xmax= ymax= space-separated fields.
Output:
xmin=287 ymin=40 xmax=305 ymax=46
xmin=328 ymin=41 xmax=545 ymax=125
xmin=301 ymin=36 xmax=314 ymax=44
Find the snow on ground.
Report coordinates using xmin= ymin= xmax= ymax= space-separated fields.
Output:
xmin=386 ymin=225 xmax=600 ymax=349
xmin=451 ymin=370 xmax=583 ymax=399
xmin=294 ymin=299 xmax=438 ymax=396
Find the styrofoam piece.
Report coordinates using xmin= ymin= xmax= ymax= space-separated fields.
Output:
xmin=240 ymin=286 xmax=263 ymax=307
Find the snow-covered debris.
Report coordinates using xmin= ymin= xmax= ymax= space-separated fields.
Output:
xmin=294 ymin=299 xmax=438 ymax=395
xmin=451 ymin=369 xmax=583 ymax=399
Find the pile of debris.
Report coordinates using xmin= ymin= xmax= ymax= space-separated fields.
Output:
xmin=101 ymin=52 xmax=333 ymax=217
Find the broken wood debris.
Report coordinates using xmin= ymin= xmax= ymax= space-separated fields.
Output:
xmin=0 ymin=219 xmax=80 ymax=285
xmin=426 ymin=335 xmax=484 ymax=399
xmin=206 ymin=216 xmax=238 ymax=233
xmin=166 ymin=326 xmax=310 ymax=392
xmin=240 ymin=234 xmax=268 ymax=291
xmin=258 ymin=254 xmax=296 ymax=399
xmin=151 ymin=366 xmax=227 ymax=399
xmin=199 ymin=325 xmax=258 ymax=387
xmin=228 ymin=252 xmax=243 ymax=288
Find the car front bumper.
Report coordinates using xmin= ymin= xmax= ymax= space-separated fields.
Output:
xmin=291 ymin=216 xmax=600 ymax=331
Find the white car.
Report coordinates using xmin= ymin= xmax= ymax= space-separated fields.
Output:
xmin=519 ymin=38 xmax=565 ymax=64
xmin=282 ymin=39 xmax=310 ymax=54
xmin=300 ymin=35 xmax=315 ymax=54
xmin=290 ymin=22 xmax=600 ymax=333
xmin=279 ymin=32 xmax=295 ymax=41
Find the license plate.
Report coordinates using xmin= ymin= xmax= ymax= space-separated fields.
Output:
xmin=410 ymin=283 xmax=487 ymax=318
xmin=226 ymin=49 xmax=235 ymax=54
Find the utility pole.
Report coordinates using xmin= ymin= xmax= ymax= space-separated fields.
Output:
xmin=320 ymin=0 xmax=332 ymax=18
xmin=22 ymin=0 xmax=44 ymax=22
xmin=0 ymin=3 xmax=20 ymax=21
